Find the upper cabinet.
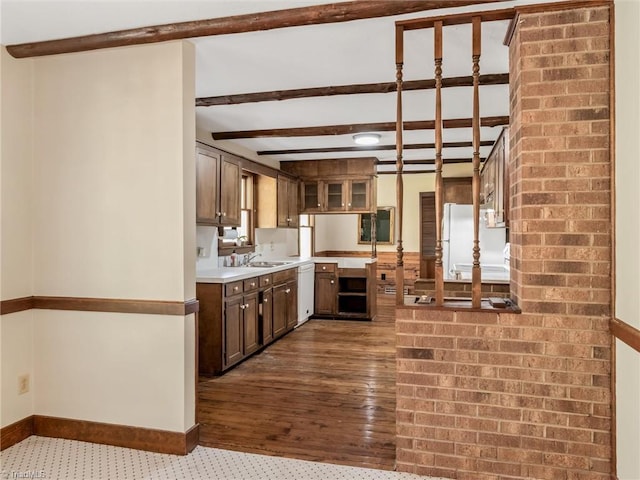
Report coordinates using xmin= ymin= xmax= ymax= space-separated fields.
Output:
xmin=481 ymin=127 xmax=509 ymax=228
xmin=196 ymin=144 xmax=241 ymax=227
xmin=277 ymin=175 xmax=299 ymax=228
xmin=282 ymin=158 xmax=377 ymax=214
xmin=256 ymin=173 xmax=299 ymax=229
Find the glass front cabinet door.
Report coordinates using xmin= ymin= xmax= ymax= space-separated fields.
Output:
xmin=348 ymin=180 xmax=370 ymax=211
xmin=325 ymin=181 xmax=345 ymax=211
xmin=301 ymin=181 xmax=322 ymax=213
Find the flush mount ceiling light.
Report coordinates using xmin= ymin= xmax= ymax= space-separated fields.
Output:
xmin=353 ymin=133 xmax=381 ymax=146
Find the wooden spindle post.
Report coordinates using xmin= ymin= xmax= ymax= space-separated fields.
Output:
xmin=372 ymin=212 xmax=377 ymax=258
xmin=471 ymin=16 xmax=482 ymax=308
xmin=434 ymin=20 xmax=444 ymax=306
xmin=395 ymin=25 xmax=405 ymax=306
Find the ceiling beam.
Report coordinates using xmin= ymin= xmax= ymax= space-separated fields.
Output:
xmin=196 ymin=73 xmax=509 ymax=107
xmin=211 ymin=115 xmax=509 ymax=140
xmin=6 ymin=0 xmax=508 ymax=58
xmin=257 ymin=140 xmax=494 ymax=156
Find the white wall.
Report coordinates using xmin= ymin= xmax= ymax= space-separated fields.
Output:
xmin=1 ymin=41 xmax=196 ymax=433
xmin=315 ymin=165 xmax=472 ymax=254
xmin=0 ymin=49 xmax=35 ymax=427
xmin=614 ymin=1 xmax=640 ymax=478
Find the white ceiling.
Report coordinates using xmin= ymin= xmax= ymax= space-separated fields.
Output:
xmin=1 ymin=0 xmax=563 ymax=172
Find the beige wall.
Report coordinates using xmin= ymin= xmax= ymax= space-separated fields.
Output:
xmin=614 ymin=0 xmax=640 ymax=478
xmin=1 ymin=49 xmax=36 ymax=427
xmin=315 ymin=164 xmax=472 ymax=253
xmin=1 ymin=41 xmax=196 ymax=432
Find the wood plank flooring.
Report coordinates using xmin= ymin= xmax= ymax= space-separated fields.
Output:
xmin=198 ymin=295 xmax=397 ymax=470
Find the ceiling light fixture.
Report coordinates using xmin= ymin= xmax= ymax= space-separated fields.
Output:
xmin=353 ymin=133 xmax=381 ymax=146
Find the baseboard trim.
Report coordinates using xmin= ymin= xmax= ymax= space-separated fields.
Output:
xmin=0 ymin=415 xmax=34 ymax=451
xmin=1 ymin=415 xmax=199 ymax=455
xmin=32 ymin=416 xmax=198 ymax=455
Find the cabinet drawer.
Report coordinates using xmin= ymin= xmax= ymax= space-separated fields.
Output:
xmin=315 ymin=263 xmax=337 ymax=273
xmin=272 ymin=268 xmax=296 ymax=284
xmin=244 ymin=277 xmax=259 ymax=292
xmin=259 ymin=274 xmax=273 ymax=287
xmin=225 ymin=281 xmax=243 ymax=297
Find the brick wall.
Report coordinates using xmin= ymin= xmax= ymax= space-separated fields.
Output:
xmin=396 ymin=5 xmax=612 ymax=479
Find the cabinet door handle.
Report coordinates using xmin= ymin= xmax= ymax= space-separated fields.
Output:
xmin=222 ymin=212 xmax=226 ymax=217
xmin=264 ymin=298 xmax=268 ymax=303
xmin=330 ymin=280 xmax=334 ymax=284
xmin=250 ymin=282 xmax=255 ymax=287
xmin=341 ymin=203 xmax=344 ymax=207
xmin=285 ymin=288 xmax=291 ymax=294
xmin=216 ymin=211 xmax=222 ymax=217
xmin=234 ymin=286 xmax=239 ymax=292
xmin=245 ymin=303 xmax=250 ymax=308
xmin=322 ymin=266 xmax=326 ymax=270
xmin=240 ymin=304 xmax=245 ymax=310
xmin=264 ymin=279 xmax=269 ymax=284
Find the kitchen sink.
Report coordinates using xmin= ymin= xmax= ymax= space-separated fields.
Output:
xmin=246 ymin=261 xmax=293 ymax=268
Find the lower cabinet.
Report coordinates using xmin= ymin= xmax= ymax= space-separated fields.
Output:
xmin=312 ymin=261 xmax=377 ymax=321
xmin=315 ymin=263 xmax=338 ymax=315
xmin=272 ymin=268 xmax=298 ymax=338
xmin=197 ymin=267 xmax=298 ymax=376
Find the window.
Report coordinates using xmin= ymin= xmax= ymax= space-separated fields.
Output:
xmin=220 ymin=172 xmax=254 ymax=247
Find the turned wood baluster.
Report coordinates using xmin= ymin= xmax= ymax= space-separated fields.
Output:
xmin=471 ymin=16 xmax=482 ymax=308
xmin=395 ymin=25 xmax=405 ymax=306
xmin=372 ymin=212 xmax=377 ymax=258
xmin=434 ymin=20 xmax=445 ymax=307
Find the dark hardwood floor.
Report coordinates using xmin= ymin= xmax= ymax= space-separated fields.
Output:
xmin=198 ymin=294 xmax=397 ymax=470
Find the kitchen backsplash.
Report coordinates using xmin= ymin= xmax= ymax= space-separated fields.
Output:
xmin=254 ymin=228 xmax=298 ymax=260
xmin=196 ymin=226 xmax=299 ymax=271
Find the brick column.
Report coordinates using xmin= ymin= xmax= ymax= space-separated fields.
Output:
xmin=396 ymin=5 xmax=613 ymax=479
xmin=509 ymin=7 xmax=612 ymax=316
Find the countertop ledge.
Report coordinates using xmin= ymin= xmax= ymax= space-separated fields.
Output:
xmin=196 ymin=256 xmax=376 ymax=283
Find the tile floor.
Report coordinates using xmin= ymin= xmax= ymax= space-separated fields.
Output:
xmin=1 ymin=436 xmax=441 ymax=480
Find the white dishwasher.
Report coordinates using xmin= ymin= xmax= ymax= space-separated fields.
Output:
xmin=297 ymin=263 xmax=315 ymax=326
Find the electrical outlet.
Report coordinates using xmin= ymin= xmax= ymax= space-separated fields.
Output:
xmin=18 ymin=374 xmax=30 ymax=395
xmin=381 ymin=273 xmax=386 ymax=280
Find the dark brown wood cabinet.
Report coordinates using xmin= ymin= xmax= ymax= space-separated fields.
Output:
xmin=222 ymin=279 xmax=259 ymax=370
xmin=314 ymin=263 xmax=337 ymax=315
xmin=280 ymin=158 xmax=377 ymax=214
xmin=272 ymin=268 xmax=298 ymax=337
xmin=313 ymin=262 xmax=376 ymax=321
xmin=260 ymin=287 xmax=273 ymax=345
xmin=301 ymin=180 xmax=322 ymax=213
xmin=277 ymin=175 xmax=299 ymax=228
xmin=196 ymin=144 xmax=241 ymax=227
xmin=223 ymin=294 xmax=244 ymax=368
xmin=197 ymin=267 xmax=298 ymax=376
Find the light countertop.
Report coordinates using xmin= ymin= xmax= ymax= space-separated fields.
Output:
xmin=196 ymin=256 xmax=376 ymax=284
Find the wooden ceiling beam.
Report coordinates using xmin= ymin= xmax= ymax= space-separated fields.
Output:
xmin=211 ymin=115 xmax=509 ymax=140
xmin=196 ymin=73 xmax=509 ymax=107
xmin=6 ymin=0 xmax=507 ymax=58
xmin=257 ymin=140 xmax=494 ymax=156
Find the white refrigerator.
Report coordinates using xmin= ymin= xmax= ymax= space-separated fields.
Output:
xmin=442 ymin=203 xmax=508 ymax=281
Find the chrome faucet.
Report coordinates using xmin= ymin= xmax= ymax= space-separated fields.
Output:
xmin=244 ymin=252 xmax=262 ymax=265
